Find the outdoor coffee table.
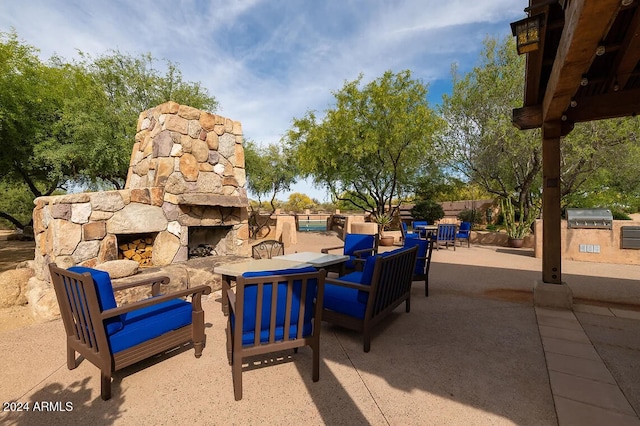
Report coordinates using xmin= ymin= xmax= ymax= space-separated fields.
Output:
xmin=215 ymin=258 xmax=311 ymax=316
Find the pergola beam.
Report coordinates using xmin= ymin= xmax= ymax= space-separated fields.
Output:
xmin=566 ymin=88 xmax=640 ymax=122
xmin=542 ymin=0 xmax=621 ymax=123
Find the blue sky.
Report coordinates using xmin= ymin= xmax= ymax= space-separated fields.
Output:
xmin=1 ymin=0 xmax=525 ymax=201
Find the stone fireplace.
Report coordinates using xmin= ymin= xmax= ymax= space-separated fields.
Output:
xmin=31 ymin=101 xmax=250 ymax=282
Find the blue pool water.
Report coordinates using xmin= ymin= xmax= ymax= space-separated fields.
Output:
xmin=298 ymin=219 xmax=327 ymax=232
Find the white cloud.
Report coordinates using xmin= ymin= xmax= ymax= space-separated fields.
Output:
xmin=1 ymin=0 xmax=524 ymax=200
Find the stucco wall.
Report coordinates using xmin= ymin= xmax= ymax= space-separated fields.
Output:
xmin=534 ymin=219 xmax=640 ymax=265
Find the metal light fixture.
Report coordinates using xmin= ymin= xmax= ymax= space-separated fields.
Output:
xmin=510 ymin=14 xmax=543 ymax=55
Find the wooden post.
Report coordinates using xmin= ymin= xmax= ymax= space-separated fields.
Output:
xmin=542 ymin=121 xmax=562 ymax=284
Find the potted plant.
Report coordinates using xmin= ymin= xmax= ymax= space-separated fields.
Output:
xmin=499 ymin=197 xmax=538 ymax=248
xmin=373 ymin=213 xmax=395 ymax=246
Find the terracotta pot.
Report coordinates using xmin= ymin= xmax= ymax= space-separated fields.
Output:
xmin=508 ymin=238 xmax=524 ymax=248
xmin=379 ymin=236 xmax=395 ymax=246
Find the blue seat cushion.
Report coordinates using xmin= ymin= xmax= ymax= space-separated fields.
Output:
xmin=108 ymin=298 xmax=192 ymax=354
xmin=68 ymin=266 xmax=123 ymax=335
xmin=323 ymin=283 xmax=366 ymax=319
xmin=234 ymin=267 xmax=318 ymax=346
xmin=403 ymin=238 xmax=428 ymax=275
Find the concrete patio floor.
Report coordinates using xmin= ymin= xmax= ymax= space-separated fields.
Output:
xmin=1 ymin=233 xmax=639 ymax=425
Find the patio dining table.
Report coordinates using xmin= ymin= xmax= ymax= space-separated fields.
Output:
xmin=414 ymin=224 xmax=438 ymax=238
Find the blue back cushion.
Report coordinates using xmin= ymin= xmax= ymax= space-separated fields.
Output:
xmin=403 ymin=238 xmax=428 ymax=275
xmin=343 ymin=234 xmax=375 ymax=269
xmin=238 ymin=266 xmax=318 ymax=345
xmin=343 ymin=234 xmax=375 ymax=256
xmin=68 ymin=266 xmax=123 ymax=335
xmin=457 ymin=222 xmax=471 ymax=237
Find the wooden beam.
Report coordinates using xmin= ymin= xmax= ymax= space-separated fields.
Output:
xmin=541 ymin=121 xmax=564 ymax=284
xmin=566 ymin=88 xmax=640 ymax=122
xmin=513 ymin=105 xmax=543 ymax=130
xmin=542 ymin=0 xmax=621 ymax=123
xmin=612 ymin=7 xmax=640 ymax=90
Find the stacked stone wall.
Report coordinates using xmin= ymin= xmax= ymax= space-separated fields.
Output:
xmin=31 ymin=101 xmax=250 ymax=284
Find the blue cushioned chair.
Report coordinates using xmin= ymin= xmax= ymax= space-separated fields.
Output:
xmin=436 ymin=223 xmax=457 ymax=250
xmin=226 ymin=267 xmax=326 ymax=400
xmin=401 ymin=222 xmax=420 ymax=241
xmin=48 ymin=263 xmax=211 ymax=401
xmin=403 ymin=236 xmax=435 ymax=296
xmin=322 ymin=246 xmax=417 ymax=352
xmin=456 ymin=221 xmax=471 ymax=248
xmin=321 ymin=233 xmax=378 ymax=272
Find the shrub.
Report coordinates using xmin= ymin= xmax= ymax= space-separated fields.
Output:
xmin=457 ymin=209 xmax=483 ymax=226
xmin=410 ymin=200 xmax=445 ymax=224
xmin=612 ymin=210 xmax=632 ymax=220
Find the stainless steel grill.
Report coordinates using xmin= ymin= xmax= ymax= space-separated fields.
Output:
xmin=566 ymin=208 xmax=613 ymax=229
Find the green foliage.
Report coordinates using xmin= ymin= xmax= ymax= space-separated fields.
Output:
xmin=244 ymin=139 xmax=298 ymax=238
xmin=371 ymin=212 xmax=393 ymax=236
xmin=612 ymin=210 xmax=632 ymax=220
xmin=439 ymin=36 xmax=542 ymax=223
xmin=439 ymin=34 xmax=640 ymax=222
xmin=499 ymin=197 xmax=539 ymax=239
xmin=285 ymin=193 xmax=315 ymax=213
xmin=410 ymin=200 xmax=445 ymax=224
xmin=561 ymin=118 xmax=640 ymax=213
xmin=0 ymin=30 xmax=217 ymax=229
xmin=244 ymin=140 xmax=298 ymax=211
xmin=0 ymin=182 xmax=36 ymax=229
xmin=285 ymin=70 xmax=443 ymax=219
xmin=457 ymin=209 xmax=483 ymax=225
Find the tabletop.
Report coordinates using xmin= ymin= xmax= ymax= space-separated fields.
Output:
xmin=273 ymin=251 xmax=350 ymax=268
xmin=214 ymin=258 xmax=311 ymax=277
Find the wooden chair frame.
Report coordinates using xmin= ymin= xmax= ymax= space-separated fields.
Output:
xmin=226 ymin=269 xmax=326 ymax=400
xmin=405 ymin=235 xmax=435 ymax=296
xmin=49 ymin=263 xmax=211 ymax=400
xmin=436 ymin=223 xmax=457 ymax=250
xmin=322 ymin=246 xmax=417 ymax=352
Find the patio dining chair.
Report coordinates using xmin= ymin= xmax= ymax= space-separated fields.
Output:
xmin=436 ymin=223 xmax=457 ymax=250
xmin=48 ymin=263 xmax=211 ymax=400
xmin=251 ymin=239 xmax=285 ymax=259
xmin=456 ymin=221 xmax=471 ymax=248
xmin=225 ymin=267 xmax=326 ymax=400
xmin=401 ymin=222 xmax=420 ymax=241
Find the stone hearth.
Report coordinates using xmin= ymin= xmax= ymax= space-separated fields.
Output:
xmin=31 ymin=101 xmax=250 ymax=284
